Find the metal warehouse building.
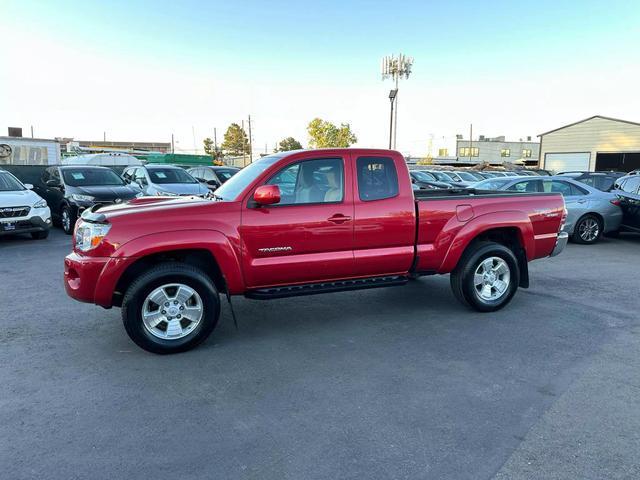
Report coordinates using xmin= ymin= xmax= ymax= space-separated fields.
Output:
xmin=539 ymin=115 xmax=640 ymax=172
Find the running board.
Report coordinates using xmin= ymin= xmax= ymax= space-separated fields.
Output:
xmin=245 ymin=275 xmax=408 ymax=300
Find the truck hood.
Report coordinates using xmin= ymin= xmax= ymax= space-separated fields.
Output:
xmin=94 ymin=196 xmax=227 ymax=221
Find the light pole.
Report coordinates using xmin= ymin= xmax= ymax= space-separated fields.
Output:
xmin=381 ymin=54 xmax=414 ymax=150
xmin=388 ymin=89 xmax=398 ymax=149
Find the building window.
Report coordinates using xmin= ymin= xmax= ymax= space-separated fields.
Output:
xmin=501 ymin=149 xmax=511 ymax=157
xmin=522 ymin=149 xmax=532 ymax=158
xmin=459 ymin=147 xmax=479 ymax=157
xmin=438 ymin=148 xmax=448 ymax=157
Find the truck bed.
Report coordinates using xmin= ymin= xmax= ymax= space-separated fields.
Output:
xmin=413 ymin=189 xmax=565 ymax=273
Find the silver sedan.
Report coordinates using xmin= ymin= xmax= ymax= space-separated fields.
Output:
xmin=473 ymin=175 xmax=623 ymax=244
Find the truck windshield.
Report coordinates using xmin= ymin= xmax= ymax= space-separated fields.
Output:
xmin=62 ymin=168 xmax=124 ymax=186
xmin=0 ymin=172 xmax=25 ymax=191
xmin=214 ymin=154 xmax=286 ymax=201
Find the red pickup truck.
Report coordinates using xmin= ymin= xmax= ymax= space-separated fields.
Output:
xmin=64 ymin=149 xmax=568 ymax=354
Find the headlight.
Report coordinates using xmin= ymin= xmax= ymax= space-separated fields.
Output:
xmin=75 ymin=221 xmax=111 ymax=251
xmin=71 ymin=194 xmax=95 ymax=202
xmin=33 ymin=199 xmax=48 ymax=209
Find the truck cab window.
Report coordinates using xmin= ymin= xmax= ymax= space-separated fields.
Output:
xmin=356 ymin=157 xmax=399 ymax=201
xmin=267 ymin=158 xmax=343 ymax=205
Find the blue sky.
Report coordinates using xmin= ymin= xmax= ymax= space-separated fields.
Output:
xmin=3 ymin=0 xmax=640 ymax=155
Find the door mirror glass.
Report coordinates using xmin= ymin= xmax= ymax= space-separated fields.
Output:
xmin=253 ymin=185 xmax=281 ymax=205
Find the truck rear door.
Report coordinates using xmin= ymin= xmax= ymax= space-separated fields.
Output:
xmin=240 ymin=154 xmax=355 ymax=288
xmin=351 ymin=153 xmax=416 ymax=276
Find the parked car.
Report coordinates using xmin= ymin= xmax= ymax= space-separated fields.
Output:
xmin=122 ymin=165 xmax=209 ymax=197
xmin=611 ymin=174 xmax=640 ymax=233
xmin=409 ymin=171 xmax=453 ymax=190
xmin=441 ymin=170 xmax=476 ymax=187
xmin=486 ymin=176 xmax=622 ymax=244
xmin=187 ymin=166 xmax=240 ymax=191
xmin=557 ymin=171 xmax=626 ymax=192
xmin=471 ymin=176 xmax=529 ymax=190
xmin=64 ymin=148 xmax=567 ymax=354
xmin=0 ymin=169 xmax=51 ymax=239
xmin=36 ymin=165 xmax=142 ymax=234
xmin=422 ymin=170 xmax=457 ymax=184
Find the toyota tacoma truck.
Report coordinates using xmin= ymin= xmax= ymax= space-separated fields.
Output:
xmin=64 ymin=149 xmax=568 ymax=354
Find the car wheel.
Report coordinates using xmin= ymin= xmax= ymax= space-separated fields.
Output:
xmin=572 ymin=214 xmax=602 ymax=244
xmin=122 ymin=263 xmax=220 ymax=354
xmin=450 ymin=241 xmax=520 ymax=312
xmin=31 ymin=230 xmax=49 ymax=240
xmin=61 ymin=206 xmax=76 ymax=235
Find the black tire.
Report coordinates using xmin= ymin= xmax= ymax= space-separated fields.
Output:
xmin=450 ymin=241 xmax=520 ymax=312
xmin=31 ymin=230 xmax=49 ymax=240
xmin=61 ymin=205 xmax=76 ymax=235
xmin=571 ymin=214 xmax=602 ymax=245
xmin=122 ymin=263 xmax=220 ymax=354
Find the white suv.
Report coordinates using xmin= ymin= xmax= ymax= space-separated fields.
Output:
xmin=0 ymin=169 xmax=52 ymax=240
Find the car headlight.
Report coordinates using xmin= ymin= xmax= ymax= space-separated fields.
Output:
xmin=33 ymin=199 xmax=48 ymax=209
xmin=71 ymin=194 xmax=95 ymax=202
xmin=75 ymin=221 xmax=112 ymax=251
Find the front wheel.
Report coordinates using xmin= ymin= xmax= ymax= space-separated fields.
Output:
xmin=122 ymin=263 xmax=220 ymax=354
xmin=450 ymin=241 xmax=520 ymax=312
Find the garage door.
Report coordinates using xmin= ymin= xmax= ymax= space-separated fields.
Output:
xmin=544 ymin=152 xmax=590 ymax=172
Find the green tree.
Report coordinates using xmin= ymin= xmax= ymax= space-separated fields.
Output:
xmin=276 ymin=137 xmax=303 ymax=152
xmin=221 ymin=123 xmax=251 ymax=156
xmin=203 ymin=137 xmax=223 ymax=163
xmin=307 ymin=118 xmax=357 ymax=149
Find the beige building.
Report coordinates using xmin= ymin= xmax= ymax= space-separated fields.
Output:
xmin=539 ymin=115 xmax=640 ymax=172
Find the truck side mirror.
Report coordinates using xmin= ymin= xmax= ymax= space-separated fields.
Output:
xmin=253 ymin=185 xmax=280 ymax=206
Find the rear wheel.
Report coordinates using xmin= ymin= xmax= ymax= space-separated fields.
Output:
xmin=122 ymin=263 xmax=220 ymax=354
xmin=450 ymin=241 xmax=520 ymax=312
xmin=572 ymin=214 xmax=602 ymax=244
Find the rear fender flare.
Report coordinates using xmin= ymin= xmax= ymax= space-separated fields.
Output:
xmin=439 ymin=211 xmax=534 ymax=273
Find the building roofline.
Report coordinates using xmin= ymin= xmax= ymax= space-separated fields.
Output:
xmin=0 ymin=136 xmax=59 ymax=143
xmin=538 ymin=115 xmax=640 ymax=137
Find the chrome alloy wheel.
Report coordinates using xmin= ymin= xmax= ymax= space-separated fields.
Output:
xmin=578 ymin=217 xmax=600 ymax=242
xmin=473 ymin=257 xmax=511 ymax=302
xmin=142 ymin=283 xmax=203 ymax=340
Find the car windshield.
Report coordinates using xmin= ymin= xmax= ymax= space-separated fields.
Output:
xmin=148 ymin=168 xmax=197 ymax=184
xmin=412 ymin=171 xmax=435 ymax=181
xmin=455 ymin=171 xmax=478 ymax=181
xmin=0 ymin=171 xmax=25 ymax=191
xmin=214 ymin=154 xmax=286 ymax=201
xmin=430 ymin=171 xmax=454 ymax=181
xmin=62 ymin=168 xmax=124 ymax=186
xmin=474 ymin=178 xmax=512 ymax=190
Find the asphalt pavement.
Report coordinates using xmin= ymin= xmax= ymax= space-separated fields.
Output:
xmin=1 ymin=228 xmax=639 ymax=480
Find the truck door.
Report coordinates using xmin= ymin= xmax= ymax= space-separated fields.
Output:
xmin=351 ymin=154 xmax=416 ymax=276
xmin=240 ymin=155 xmax=355 ymax=288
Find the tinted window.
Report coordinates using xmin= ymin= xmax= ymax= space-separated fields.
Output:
xmin=455 ymin=171 xmax=478 ymax=181
xmin=622 ymin=176 xmax=640 ymax=193
xmin=148 ymin=168 xmax=196 ymax=184
xmin=62 ymin=168 xmax=124 ymax=186
xmin=267 ymin=158 xmax=343 ymax=205
xmin=429 ymin=171 xmax=454 ymax=182
xmin=507 ymin=180 xmax=540 ymax=192
xmin=412 ymin=171 xmax=436 ymax=181
xmin=357 ymin=157 xmax=399 ymax=201
xmin=0 ymin=171 xmax=25 ymax=191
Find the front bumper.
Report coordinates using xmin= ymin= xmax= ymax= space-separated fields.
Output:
xmin=64 ymin=252 xmax=110 ymax=304
xmin=549 ymin=231 xmax=569 ymax=257
xmin=0 ymin=209 xmax=52 ymax=236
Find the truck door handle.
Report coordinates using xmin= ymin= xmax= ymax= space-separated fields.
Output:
xmin=328 ymin=214 xmax=351 ymax=224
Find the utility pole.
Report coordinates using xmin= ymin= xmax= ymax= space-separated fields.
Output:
xmin=103 ymin=131 xmax=106 ymax=142
xmin=171 ymin=133 xmax=175 ymax=154
xmin=31 ymin=126 xmax=34 ymax=138
xmin=213 ymin=128 xmax=218 ymax=150
xmin=381 ymin=54 xmax=414 ymax=150
xmin=247 ymin=115 xmax=253 ymax=164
